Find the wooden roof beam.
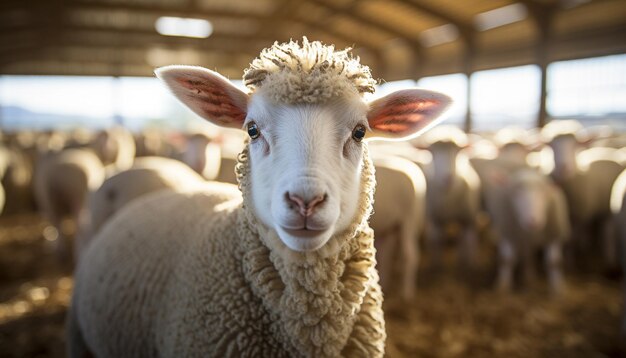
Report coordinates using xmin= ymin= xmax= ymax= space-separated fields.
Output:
xmin=395 ymin=0 xmax=475 ymax=39
xmin=305 ymin=0 xmax=424 ymax=51
xmin=304 ymin=0 xmax=425 ymax=78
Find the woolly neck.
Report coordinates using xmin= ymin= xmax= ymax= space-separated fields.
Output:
xmin=235 ymin=143 xmax=379 ymax=357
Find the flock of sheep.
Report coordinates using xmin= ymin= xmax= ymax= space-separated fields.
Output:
xmin=0 ymin=38 xmax=624 ymax=356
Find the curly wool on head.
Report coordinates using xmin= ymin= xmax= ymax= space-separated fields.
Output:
xmin=243 ymin=37 xmax=377 ymax=104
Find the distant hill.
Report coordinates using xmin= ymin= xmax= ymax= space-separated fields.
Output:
xmin=0 ymin=105 xmax=113 ymax=130
xmin=1 ymin=105 xmax=624 ymax=132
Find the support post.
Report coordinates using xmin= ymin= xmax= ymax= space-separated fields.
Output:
xmin=536 ymin=14 xmax=552 ymax=128
xmin=463 ymin=38 xmax=475 ymax=133
xmin=524 ymin=1 xmax=556 ymax=128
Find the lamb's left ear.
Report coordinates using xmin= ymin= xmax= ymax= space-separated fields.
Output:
xmin=366 ymin=89 xmax=452 ymax=141
xmin=155 ymin=65 xmax=248 ymax=129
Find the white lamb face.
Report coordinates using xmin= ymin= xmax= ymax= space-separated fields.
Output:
xmin=156 ymin=65 xmax=451 ymax=252
xmin=245 ymin=93 xmax=366 ymax=251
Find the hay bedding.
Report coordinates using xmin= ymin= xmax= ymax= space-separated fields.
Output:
xmin=0 ymin=214 xmax=623 ymax=357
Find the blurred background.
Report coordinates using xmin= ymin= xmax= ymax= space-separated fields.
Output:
xmin=1 ymin=0 xmax=625 ymax=132
xmin=1 ymin=0 xmax=626 ymax=357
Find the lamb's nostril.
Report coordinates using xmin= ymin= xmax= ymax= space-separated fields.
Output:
xmin=307 ymin=194 xmax=326 ymax=213
xmin=286 ymin=192 xmax=326 ymax=217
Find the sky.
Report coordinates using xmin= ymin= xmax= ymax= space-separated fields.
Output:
xmin=0 ymin=54 xmax=624 ymax=131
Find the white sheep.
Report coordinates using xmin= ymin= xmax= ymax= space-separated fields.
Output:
xmin=469 ymin=128 xmax=544 ymax=241
xmin=34 ymin=125 xmax=140 ymax=258
xmin=92 ymin=126 xmax=136 ymax=173
xmin=370 ymin=153 xmax=426 ymax=302
xmin=0 ymin=145 xmax=9 ymax=216
xmin=1 ymin=144 xmax=37 ymax=215
xmin=34 ymin=149 xmax=105 ymax=260
xmin=69 ymin=38 xmax=451 ymax=357
xmin=76 ymin=157 xmax=207 ymax=257
xmin=0 ymin=176 xmax=4 ymax=216
xmin=541 ymin=120 xmax=625 ymax=267
xmin=417 ymin=125 xmax=481 ymax=271
xmin=491 ymin=168 xmax=570 ymax=294
xmin=610 ymin=169 xmax=626 ymax=339
xmin=182 ymin=132 xmax=222 ymax=180
xmin=134 ymin=130 xmax=167 ymax=157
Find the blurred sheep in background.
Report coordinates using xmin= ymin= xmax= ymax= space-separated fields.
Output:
xmin=76 ymin=157 xmax=206 ymax=258
xmin=181 ymin=132 xmax=221 ymax=181
xmin=542 ymin=120 xmax=626 ymax=269
xmin=416 ymin=125 xmax=482 ymax=274
xmin=32 ymin=126 xmax=136 ymax=262
xmin=370 ymin=154 xmax=426 ymax=302
xmin=610 ymin=169 xmax=626 ymax=341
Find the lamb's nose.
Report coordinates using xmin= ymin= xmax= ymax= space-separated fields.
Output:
xmin=286 ymin=192 xmax=326 ymax=217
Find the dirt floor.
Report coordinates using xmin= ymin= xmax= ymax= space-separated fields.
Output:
xmin=0 ymin=214 xmax=624 ymax=358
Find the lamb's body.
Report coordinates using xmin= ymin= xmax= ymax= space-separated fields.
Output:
xmin=93 ymin=126 xmax=136 ymax=172
xmin=72 ymin=158 xmax=385 ymax=358
xmin=76 ymin=157 xmax=207 ymax=256
xmin=617 ymin=187 xmax=626 ymax=342
xmin=425 ymin=163 xmax=479 ymax=225
xmin=494 ymin=169 xmax=570 ymax=293
xmin=610 ymin=169 xmax=626 ymax=338
xmin=552 ymin=149 xmax=624 ymax=267
xmin=1 ymin=145 xmax=36 ymax=215
xmin=73 ymin=185 xmax=256 ymax=357
xmin=0 ymin=179 xmax=4 ymax=216
xmin=34 ymin=148 xmax=105 ymax=258
xmin=371 ymin=154 xmax=425 ymax=301
xmin=470 ymin=141 xmax=540 ymax=242
xmin=0 ymin=146 xmax=8 ymax=215
xmin=555 ymin=153 xmax=623 ymax=223
xmin=424 ymin=152 xmax=481 ymax=269
xmin=543 ymin=121 xmax=625 ymax=266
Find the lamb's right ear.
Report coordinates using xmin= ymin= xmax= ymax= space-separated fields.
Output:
xmin=366 ymin=89 xmax=452 ymax=142
xmin=155 ymin=66 xmax=248 ymax=129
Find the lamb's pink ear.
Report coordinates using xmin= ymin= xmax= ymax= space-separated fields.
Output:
xmin=366 ymin=89 xmax=452 ymax=141
xmin=155 ymin=66 xmax=248 ymax=129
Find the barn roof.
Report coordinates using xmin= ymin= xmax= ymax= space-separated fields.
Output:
xmin=1 ymin=0 xmax=624 ymax=80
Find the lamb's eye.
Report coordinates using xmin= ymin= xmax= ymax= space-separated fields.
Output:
xmin=247 ymin=121 xmax=260 ymax=139
xmin=352 ymin=124 xmax=366 ymax=142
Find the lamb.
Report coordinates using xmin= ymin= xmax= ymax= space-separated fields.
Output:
xmin=1 ymin=143 xmax=37 ymax=215
xmin=0 ymin=146 xmax=9 ymax=216
xmin=34 ymin=148 xmax=105 ymax=259
xmin=469 ymin=128 xmax=543 ymax=238
xmin=34 ymin=125 xmax=140 ymax=258
xmin=134 ymin=130 xmax=167 ymax=157
xmin=370 ymin=153 xmax=426 ymax=301
xmin=76 ymin=157 xmax=208 ymax=257
xmin=69 ymin=38 xmax=451 ymax=357
xmin=492 ymin=168 xmax=570 ymax=294
xmin=92 ymin=126 xmax=136 ymax=173
xmin=0 ymin=178 xmax=4 ymax=217
xmin=541 ymin=120 xmax=625 ymax=267
xmin=182 ymin=132 xmax=222 ymax=180
xmin=417 ymin=125 xmax=481 ymax=271
xmin=610 ymin=169 xmax=626 ymax=339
